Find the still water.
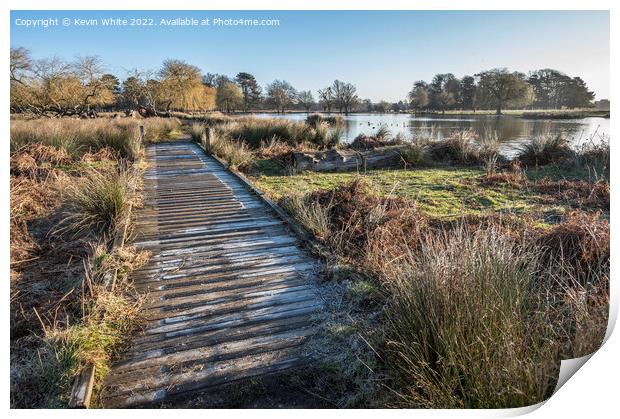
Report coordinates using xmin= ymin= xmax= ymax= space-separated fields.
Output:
xmin=252 ymin=113 xmax=610 ymax=157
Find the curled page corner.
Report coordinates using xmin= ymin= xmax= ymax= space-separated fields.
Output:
xmin=501 ymin=401 xmax=545 ymax=417
xmin=553 ymin=353 xmax=595 ymax=395
xmin=550 ymin=303 xmax=616 ymax=397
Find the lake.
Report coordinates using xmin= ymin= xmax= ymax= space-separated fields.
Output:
xmin=252 ymin=113 xmax=610 ymax=157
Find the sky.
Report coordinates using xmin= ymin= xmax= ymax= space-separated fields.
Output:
xmin=10 ymin=10 xmax=610 ymax=102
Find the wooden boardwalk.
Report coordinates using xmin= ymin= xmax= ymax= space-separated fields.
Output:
xmin=102 ymin=141 xmax=322 ymax=408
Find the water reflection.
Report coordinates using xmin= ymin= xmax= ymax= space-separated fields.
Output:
xmin=252 ymin=113 xmax=610 ymax=157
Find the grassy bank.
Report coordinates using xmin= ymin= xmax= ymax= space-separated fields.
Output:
xmin=413 ymin=108 xmax=610 ymax=119
xmin=193 ymin=115 xmax=609 ymax=408
xmin=271 ymin=177 xmax=608 ymax=407
xmin=10 ymin=118 xmax=153 ymax=408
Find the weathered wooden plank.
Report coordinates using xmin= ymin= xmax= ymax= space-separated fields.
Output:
xmin=102 ymin=141 xmax=321 ymax=407
xmin=103 ymin=348 xmax=312 ymax=408
xmin=106 ymin=327 xmax=316 ymax=380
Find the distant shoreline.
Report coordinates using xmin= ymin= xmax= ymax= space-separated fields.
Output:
xmin=234 ymin=109 xmax=610 ymax=119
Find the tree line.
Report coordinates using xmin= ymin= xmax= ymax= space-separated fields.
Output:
xmin=408 ymin=68 xmax=595 ymax=114
xmin=10 ymin=47 xmax=598 ymax=117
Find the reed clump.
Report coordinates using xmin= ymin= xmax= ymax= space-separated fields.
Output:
xmin=518 ymin=134 xmax=575 ymax=166
xmin=213 ymin=117 xmax=342 ymax=150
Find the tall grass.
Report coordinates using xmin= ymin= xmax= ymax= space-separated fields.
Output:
xmin=574 ymin=138 xmax=610 ymax=180
xmin=10 ymin=119 xmax=145 ymax=160
xmin=209 ymin=131 xmax=254 ymax=170
xmin=189 ymin=123 xmax=205 ymax=142
xmin=383 ymin=227 xmax=559 ymax=408
xmin=57 ymin=167 xmax=133 ymax=238
xmin=10 ymin=117 xmax=148 ymax=408
xmin=213 ymin=117 xmax=341 ymax=149
xmin=279 ymin=194 xmax=332 ymax=240
xmin=140 ymin=117 xmax=183 ymax=142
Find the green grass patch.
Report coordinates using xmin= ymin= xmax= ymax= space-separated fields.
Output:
xmin=252 ymin=167 xmax=552 ymax=218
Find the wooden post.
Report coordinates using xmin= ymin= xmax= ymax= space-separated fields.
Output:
xmin=139 ymin=125 xmax=145 ymax=144
xmin=200 ymin=128 xmax=207 ymax=151
xmin=204 ymin=127 xmax=213 ymax=154
xmin=68 ymin=363 xmax=95 ymax=408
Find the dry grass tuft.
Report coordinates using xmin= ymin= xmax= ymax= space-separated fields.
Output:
xmin=279 ymin=194 xmax=332 ymax=240
xmin=382 ymin=227 xmax=559 ymax=408
xmin=533 ymin=179 xmax=609 ymax=210
xmin=210 ymin=132 xmax=255 ymax=170
xmin=536 ymin=210 xmax=609 ymax=286
xmin=306 ymin=113 xmax=345 ymax=127
xmin=426 ymin=130 xmax=496 ymax=165
xmin=518 ymin=134 xmax=574 ymax=166
xmin=56 ymin=167 xmax=134 ymax=239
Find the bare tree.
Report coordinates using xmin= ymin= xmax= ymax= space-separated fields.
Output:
xmin=10 ymin=47 xmax=32 ymax=85
xmin=297 ymin=90 xmax=315 ymax=111
xmin=318 ymin=87 xmax=335 ymax=112
xmin=72 ymin=56 xmax=107 ymax=115
xmin=266 ymin=80 xmax=296 ymax=113
xmin=331 ymin=80 xmax=358 ymax=114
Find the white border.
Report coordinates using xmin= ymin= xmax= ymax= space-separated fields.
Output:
xmin=3 ymin=2 xmax=616 ymax=418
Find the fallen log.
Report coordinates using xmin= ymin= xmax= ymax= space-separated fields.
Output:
xmin=293 ymin=145 xmax=407 ymax=172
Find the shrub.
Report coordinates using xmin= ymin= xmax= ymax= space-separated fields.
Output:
xmin=518 ymin=134 xmax=574 ymax=166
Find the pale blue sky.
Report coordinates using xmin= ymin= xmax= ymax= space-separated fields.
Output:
xmin=10 ymin=10 xmax=610 ymax=101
